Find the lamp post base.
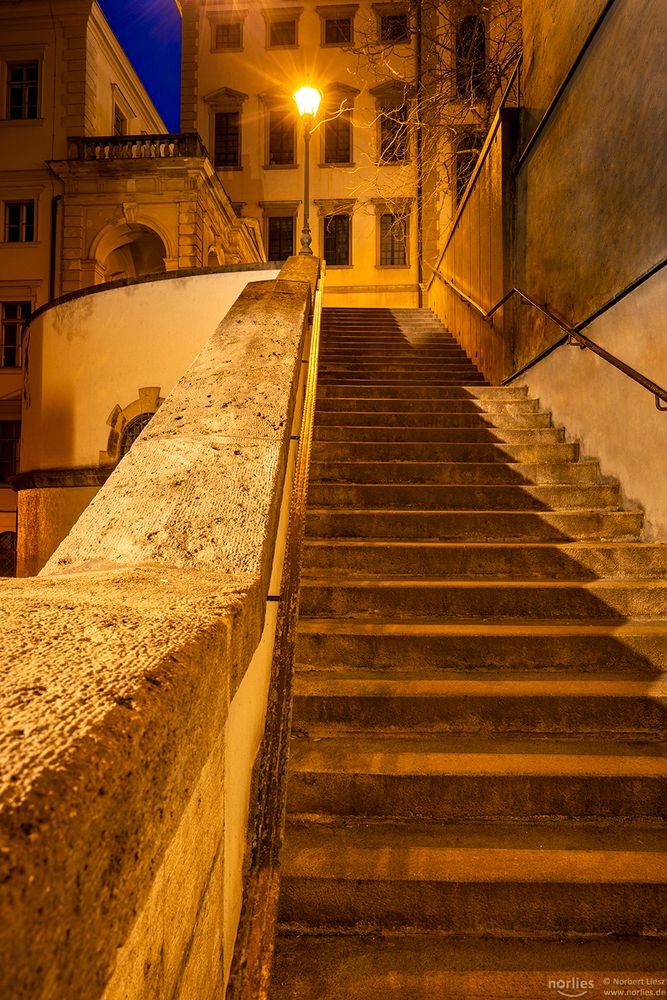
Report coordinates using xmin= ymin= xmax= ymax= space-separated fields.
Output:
xmin=298 ymin=228 xmax=314 ymax=255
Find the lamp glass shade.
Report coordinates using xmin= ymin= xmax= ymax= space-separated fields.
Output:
xmin=293 ymin=86 xmax=322 ymax=118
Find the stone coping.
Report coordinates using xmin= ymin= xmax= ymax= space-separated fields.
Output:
xmin=0 ymin=254 xmax=319 ymax=998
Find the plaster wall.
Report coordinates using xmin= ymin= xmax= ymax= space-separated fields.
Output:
xmin=519 ymin=269 xmax=667 ymax=539
xmin=21 ymin=266 xmax=280 ymax=473
xmin=515 ymin=0 xmax=667 ymax=366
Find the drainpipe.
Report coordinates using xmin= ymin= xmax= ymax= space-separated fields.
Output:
xmin=49 ymin=193 xmax=63 ymax=302
xmin=416 ymin=0 xmax=424 ymax=307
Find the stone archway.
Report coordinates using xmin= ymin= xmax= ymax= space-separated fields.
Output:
xmin=101 ymin=223 xmax=167 ymax=280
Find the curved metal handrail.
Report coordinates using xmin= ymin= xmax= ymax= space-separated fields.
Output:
xmin=433 ymin=270 xmax=667 ymax=410
xmin=226 ymin=262 xmax=325 ymax=999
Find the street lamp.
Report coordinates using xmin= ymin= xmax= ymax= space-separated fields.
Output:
xmin=293 ymin=85 xmax=322 ymax=255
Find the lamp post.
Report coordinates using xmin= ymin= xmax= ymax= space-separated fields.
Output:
xmin=293 ymin=85 xmax=321 ymax=255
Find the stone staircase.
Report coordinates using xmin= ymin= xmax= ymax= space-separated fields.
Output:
xmin=270 ymin=307 xmax=667 ymax=999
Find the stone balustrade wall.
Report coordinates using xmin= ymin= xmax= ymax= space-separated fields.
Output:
xmin=0 ymin=255 xmax=319 ymax=999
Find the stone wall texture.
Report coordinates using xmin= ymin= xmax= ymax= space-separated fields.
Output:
xmin=0 ymin=255 xmax=318 ymax=999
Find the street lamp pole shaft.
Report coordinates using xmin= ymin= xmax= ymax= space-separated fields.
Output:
xmin=299 ymin=118 xmax=313 ymax=255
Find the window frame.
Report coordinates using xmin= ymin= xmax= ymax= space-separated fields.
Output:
xmin=322 ymin=212 xmax=351 ymax=267
xmin=266 ymin=107 xmax=296 ymax=167
xmin=372 ymin=200 xmax=412 ymax=268
xmin=455 ymin=130 xmax=484 ymax=203
xmin=323 ymin=110 xmax=352 ymax=165
xmin=372 ymin=3 xmax=410 ymax=44
xmin=204 ymin=87 xmax=248 ymax=172
xmin=316 ymin=4 xmax=358 ymax=47
xmin=379 ymin=104 xmax=409 ymax=163
xmin=6 ymin=60 xmax=39 ymax=120
xmin=262 ymin=7 xmax=303 ymax=49
xmin=208 ymin=11 xmax=247 ymax=52
xmin=455 ymin=14 xmax=487 ymax=100
xmin=0 ymin=301 xmax=30 ymax=368
xmin=214 ymin=110 xmax=242 ymax=169
xmin=267 ymin=216 xmax=295 ymax=261
xmin=3 ymin=200 xmax=35 ymax=243
xmin=0 ymin=420 xmax=20 ymax=485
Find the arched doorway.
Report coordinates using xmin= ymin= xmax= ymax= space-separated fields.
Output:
xmin=100 ymin=224 xmax=167 ymax=281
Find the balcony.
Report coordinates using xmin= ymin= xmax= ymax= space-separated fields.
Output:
xmin=67 ymin=132 xmax=208 ymax=161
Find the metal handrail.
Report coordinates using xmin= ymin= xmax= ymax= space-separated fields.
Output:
xmin=226 ymin=263 xmax=325 ymax=999
xmin=433 ymin=270 xmax=667 ymax=410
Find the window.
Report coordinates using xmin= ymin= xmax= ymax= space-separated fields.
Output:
xmin=7 ymin=61 xmax=39 ymax=119
xmin=0 ymin=421 xmax=20 ymax=484
xmin=323 ymin=214 xmax=350 ymax=266
xmin=4 ymin=201 xmax=35 ymax=243
xmin=214 ymin=111 xmax=241 ymax=167
xmin=1 ymin=302 xmax=29 ymax=367
xmin=455 ymin=131 xmax=483 ymax=202
xmin=269 ymin=19 xmax=296 ymax=46
xmin=113 ymin=104 xmax=126 ymax=137
xmin=324 ymin=112 xmax=352 ymax=164
xmin=380 ymin=105 xmax=409 ymax=162
xmin=380 ymin=13 xmax=408 ymax=42
xmin=120 ymin=413 xmax=153 ymax=458
xmin=379 ymin=214 xmax=407 ymax=265
xmin=268 ymin=109 xmax=295 ymax=165
xmin=0 ymin=531 xmax=16 ymax=578
xmin=215 ymin=21 xmax=242 ymax=49
xmin=268 ymin=217 xmax=294 ymax=260
xmin=456 ymin=15 xmax=486 ymax=99
xmin=325 ymin=17 xmax=352 ymax=43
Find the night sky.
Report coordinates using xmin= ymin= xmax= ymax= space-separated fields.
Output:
xmin=99 ymin=0 xmax=182 ymax=132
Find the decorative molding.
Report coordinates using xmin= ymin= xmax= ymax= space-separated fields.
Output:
xmin=11 ymin=467 xmax=112 ymax=491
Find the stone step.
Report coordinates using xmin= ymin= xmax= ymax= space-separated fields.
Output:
xmin=295 ymin=619 xmax=666 ymax=672
xmin=319 ymin=363 xmax=483 ymax=375
xmin=291 ymin=670 xmax=667 ymax=736
xmin=311 ymin=440 xmax=579 ymax=463
xmin=307 ymin=483 xmax=618 ymax=509
xmin=305 ymin=508 xmax=643 ymax=541
xmin=318 ymin=376 xmax=489 ymax=388
xmin=277 ymin=821 xmax=666 ymax=934
xmin=318 ymin=386 xmax=502 ymax=401
xmin=309 ymin=461 xmax=601 ymax=486
xmin=314 ymin=425 xmax=565 ymax=443
xmin=301 ymin=539 xmax=667 ymax=579
xmin=270 ymin=934 xmax=667 ymax=1000
xmin=319 ymin=348 xmax=469 ymax=360
xmin=316 ymin=395 xmax=540 ymax=412
xmin=314 ymin=409 xmax=553 ymax=427
xmin=285 ymin=734 xmax=667 ymax=820
xmin=298 ymin=578 xmax=667 ymax=621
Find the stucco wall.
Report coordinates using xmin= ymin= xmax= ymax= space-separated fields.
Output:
xmin=515 ymin=0 xmax=667 ymax=365
xmin=519 ymin=268 xmax=667 ymax=539
xmin=0 ymin=256 xmax=318 ymax=999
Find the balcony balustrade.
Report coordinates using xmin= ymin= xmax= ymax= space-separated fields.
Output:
xmin=68 ymin=132 xmax=208 ymax=161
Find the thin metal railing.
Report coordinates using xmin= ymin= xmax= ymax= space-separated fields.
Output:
xmin=433 ymin=271 xmax=667 ymax=410
xmin=226 ymin=263 xmax=325 ymax=1000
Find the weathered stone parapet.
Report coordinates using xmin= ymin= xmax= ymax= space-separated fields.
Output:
xmin=0 ymin=255 xmax=320 ymax=999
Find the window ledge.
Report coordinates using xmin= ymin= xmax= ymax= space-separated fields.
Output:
xmin=211 ymin=47 xmax=244 ymax=54
xmin=266 ymin=44 xmax=299 ymax=50
xmin=375 ymin=264 xmax=410 ymax=269
xmin=0 ymin=118 xmax=45 ymax=127
xmin=0 ymin=241 xmax=39 ymax=248
xmin=263 ymin=163 xmax=298 ymax=170
xmin=326 ymin=264 xmax=354 ymax=269
xmin=318 ymin=162 xmax=356 ymax=169
xmin=215 ymin=165 xmax=243 ymax=171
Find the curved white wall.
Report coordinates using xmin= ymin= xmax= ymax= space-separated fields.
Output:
xmin=22 ymin=267 xmax=280 ymax=472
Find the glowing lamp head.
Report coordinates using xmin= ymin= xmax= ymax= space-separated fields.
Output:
xmin=294 ymin=85 xmax=322 ymax=118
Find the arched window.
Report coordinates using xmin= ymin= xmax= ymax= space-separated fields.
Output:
xmin=456 ymin=15 xmax=486 ymax=99
xmin=120 ymin=413 xmax=154 ymax=458
xmin=455 ymin=131 xmax=484 ymax=203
